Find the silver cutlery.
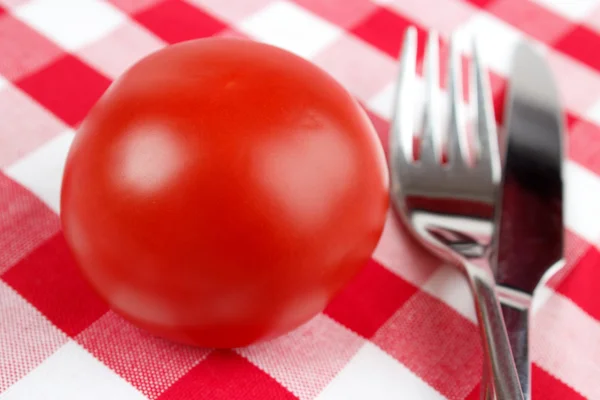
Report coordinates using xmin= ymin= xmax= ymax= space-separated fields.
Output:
xmin=388 ymin=27 xmax=524 ymax=400
xmin=488 ymin=41 xmax=566 ymax=399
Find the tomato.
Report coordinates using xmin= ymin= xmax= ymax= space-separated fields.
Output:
xmin=60 ymin=38 xmax=388 ymax=348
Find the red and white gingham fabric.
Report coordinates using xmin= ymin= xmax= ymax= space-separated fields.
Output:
xmin=0 ymin=0 xmax=598 ymax=399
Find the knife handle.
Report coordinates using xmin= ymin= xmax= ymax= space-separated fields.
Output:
xmin=483 ymin=303 xmax=531 ymax=400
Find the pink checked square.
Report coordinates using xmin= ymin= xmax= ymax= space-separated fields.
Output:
xmin=186 ymin=0 xmax=275 ymax=24
xmin=532 ymin=291 xmax=600 ymax=399
xmin=544 ymin=230 xmax=592 ymax=290
xmin=78 ymin=19 xmax=166 ymax=80
xmin=0 ymin=14 xmax=64 ymax=81
xmin=237 ymin=314 xmax=365 ymax=400
xmin=0 ymin=0 xmax=27 ymax=10
xmin=76 ymin=311 xmax=211 ymax=399
xmin=0 ymin=84 xmax=68 ymax=167
xmin=385 ymin=0 xmax=476 ymax=38
xmin=372 ymin=213 xmax=441 ymax=287
xmin=0 ymin=280 xmax=68 ymax=392
xmin=0 ymin=174 xmax=61 ymax=275
xmin=545 ymin=50 xmax=600 ymax=114
xmin=16 ymin=55 xmax=111 ymax=126
xmin=216 ymin=27 xmax=252 ymax=40
xmin=2 ymin=233 xmax=109 ymax=337
xmin=362 ymin=105 xmax=390 ymax=152
xmin=372 ymin=292 xmax=482 ymax=400
xmin=486 ymin=0 xmax=573 ymax=43
xmin=109 ymin=0 xmax=164 ymax=14
xmin=134 ymin=0 xmax=227 ymax=44
xmin=157 ymin=350 xmax=297 ymax=399
xmin=312 ymin=34 xmax=397 ymax=102
xmin=290 ymin=0 xmax=377 ymax=29
xmin=568 ymin=118 xmax=600 ymax=176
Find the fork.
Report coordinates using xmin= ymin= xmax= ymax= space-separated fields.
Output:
xmin=388 ymin=27 xmax=524 ymax=400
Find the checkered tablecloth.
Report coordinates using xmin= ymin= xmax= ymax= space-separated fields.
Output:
xmin=0 ymin=0 xmax=599 ymax=399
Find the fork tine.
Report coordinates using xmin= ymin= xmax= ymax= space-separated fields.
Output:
xmin=447 ymin=33 xmax=467 ymax=166
xmin=390 ymin=26 xmax=418 ymax=164
xmin=472 ymin=40 xmax=501 ymax=182
xmin=421 ymin=30 xmax=441 ymax=164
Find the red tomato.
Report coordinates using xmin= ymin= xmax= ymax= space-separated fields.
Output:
xmin=61 ymin=38 xmax=388 ymax=348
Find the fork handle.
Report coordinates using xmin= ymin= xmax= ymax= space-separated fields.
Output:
xmin=468 ymin=271 xmax=525 ymax=400
xmin=484 ymin=303 xmax=530 ymax=400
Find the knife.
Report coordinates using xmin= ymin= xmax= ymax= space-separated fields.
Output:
xmin=487 ymin=42 xmax=566 ymax=399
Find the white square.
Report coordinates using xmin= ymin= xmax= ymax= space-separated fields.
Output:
xmin=0 ymin=75 xmax=9 ymax=91
xmin=0 ymin=281 xmax=68 ymax=392
xmin=584 ymin=97 xmax=600 ymax=126
xmin=455 ymin=13 xmax=545 ymax=76
xmin=530 ymin=0 xmax=600 ymax=20
xmin=366 ymin=82 xmax=395 ymax=120
xmin=239 ymin=0 xmax=342 ymax=59
xmin=421 ymin=265 xmax=477 ymax=323
xmin=4 ymin=130 xmax=75 ymax=214
xmin=14 ymin=0 xmax=127 ymax=51
xmin=372 ymin=212 xmax=442 ymax=287
xmin=0 ymin=340 xmax=148 ymax=400
xmin=315 ymin=342 xmax=445 ymax=400
xmin=565 ymin=160 xmax=600 ymax=244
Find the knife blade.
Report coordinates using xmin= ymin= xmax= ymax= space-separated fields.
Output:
xmin=489 ymin=41 xmax=565 ymax=399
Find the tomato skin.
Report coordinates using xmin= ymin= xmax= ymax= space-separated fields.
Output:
xmin=61 ymin=38 xmax=388 ymax=348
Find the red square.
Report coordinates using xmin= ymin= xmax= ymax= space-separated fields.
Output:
xmin=157 ymin=350 xmax=297 ymax=400
xmin=464 ymin=0 xmax=495 ymax=8
xmin=0 ymin=173 xmax=61 ymax=275
xmin=555 ymin=26 xmax=600 ymax=73
xmin=555 ymin=246 xmax=600 ymax=322
xmin=566 ymin=112 xmax=579 ymax=130
xmin=532 ymin=365 xmax=587 ymax=400
xmin=2 ymin=233 xmax=109 ymax=337
xmin=135 ymin=0 xmax=227 ymax=44
xmin=489 ymin=70 xmax=506 ymax=125
xmin=0 ymin=14 xmax=64 ymax=81
xmin=351 ymin=7 xmax=427 ymax=59
xmin=16 ymin=55 xmax=111 ymax=126
xmin=325 ymin=259 xmax=419 ymax=338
